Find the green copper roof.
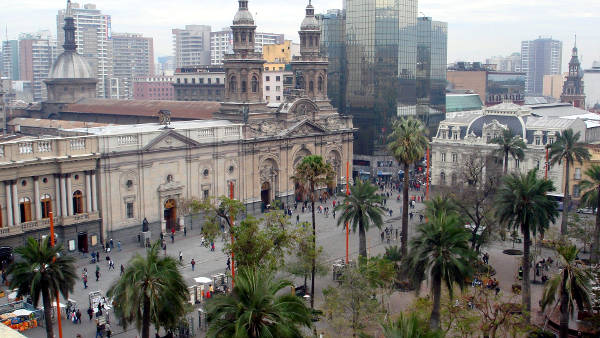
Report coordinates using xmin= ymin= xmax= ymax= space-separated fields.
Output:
xmin=446 ymin=94 xmax=483 ymax=112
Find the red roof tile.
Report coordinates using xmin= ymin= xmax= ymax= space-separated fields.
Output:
xmin=64 ymin=98 xmax=220 ymax=119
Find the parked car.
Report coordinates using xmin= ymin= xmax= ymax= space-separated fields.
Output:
xmin=576 ymin=207 xmax=596 ymax=214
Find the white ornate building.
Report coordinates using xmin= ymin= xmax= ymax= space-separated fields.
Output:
xmin=431 ymin=102 xmax=586 ymax=190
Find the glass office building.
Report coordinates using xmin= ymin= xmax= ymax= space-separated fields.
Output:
xmin=486 ymin=72 xmax=525 ymax=105
xmin=416 ymin=17 xmax=447 ymax=137
xmin=318 ymin=9 xmax=346 ymax=113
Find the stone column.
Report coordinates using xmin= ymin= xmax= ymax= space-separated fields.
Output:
xmin=34 ymin=177 xmax=41 ymax=220
xmin=5 ymin=182 xmax=13 ymax=227
xmin=60 ymin=175 xmax=68 ymax=216
xmin=91 ymin=171 xmax=98 ymax=212
xmin=12 ymin=181 xmax=19 ymax=225
xmin=66 ymin=174 xmax=73 ymax=216
xmin=85 ymin=172 xmax=92 ymax=213
xmin=54 ymin=175 xmax=61 ymax=217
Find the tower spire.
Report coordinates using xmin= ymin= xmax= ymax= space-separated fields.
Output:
xmin=63 ymin=0 xmax=77 ymax=51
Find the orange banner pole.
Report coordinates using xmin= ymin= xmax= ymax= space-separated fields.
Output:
xmin=49 ymin=211 xmax=63 ymax=338
xmin=229 ymin=181 xmax=235 ymax=288
xmin=426 ymin=147 xmax=430 ymax=201
xmin=345 ymin=161 xmax=350 ymax=264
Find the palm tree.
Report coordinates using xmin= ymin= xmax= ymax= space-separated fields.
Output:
xmin=424 ymin=194 xmax=458 ymax=219
xmin=488 ymin=128 xmax=527 ymax=175
xmin=541 ymin=245 xmax=593 ymax=338
xmin=292 ymin=154 xmax=334 ymax=308
xmin=8 ymin=237 xmax=77 ymax=338
xmin=387 ymin=117 xmax=429 ymax=256
xmin=495 ymin=169 xmax=558 ymax=322
xmin=580 ymin=164 xmax=600 ymax=263
xmin=335 ymin=179 xmax=385 ymax=258
xmin=405 ymin=206 xmax=475 ymax=330
xmin=382 ymin=312 xmax=443 ymax=338
xmin=107 ymin=241 xmax=188 ymax=338
xmin=206 ymin=267 xmax=312 ymax=338
xmin=549 ymin=129 xmax=591 ymax=235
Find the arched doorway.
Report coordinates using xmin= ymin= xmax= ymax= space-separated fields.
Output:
xmin=164 ymin=199 xmax=177 ymax=232
xmin=261 ymin=182 xmax=271 ymax=209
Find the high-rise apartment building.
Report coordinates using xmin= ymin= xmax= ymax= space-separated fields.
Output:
xmin=111 ymin=33 xmax=154 ymax=99
xmin=416 ymin=17 xmax=447 ymax=136
xmin=521 ymin=38 xmax=562 ymax=95
xmin=210 ymin=28 xmax=284 ymax=65
xmin=18 ymin=30 xmax=57 ymax=101
xmin=172 ymin=25 xmax=211 ymax=67
xmin=1 ymin=40 xmax=20 ymax=80
xmin=56 ymin=2 xmax=113 ymax=98
xmin=486 ymin=53 xmax=521 ymax=72
xmin=585 ymin=61 xmax=600 ymax=109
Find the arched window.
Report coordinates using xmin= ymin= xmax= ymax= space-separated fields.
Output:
xmin=301 ymin=36 xmax=305 ymax=47
xmin=309 ymin=80 xmax=314 ymax=93
xmin=318 ymin=76 xmax=323 ymax=92
xmin=251 ymin=76 xmax=258 ymax=93
xmin=241 ymin=80 xmax=247 ymax=93
xmin=19 ymin=197 xmax=32 ymax=223
xmin=249 ymin=33 xmax=253 ymax=43
xmin=309 ymin=36 xmax=313 ymax=46
xmin=440 ymin=172 xmax=446 ymax=185
xmin=41 ymin=194 xmax=52 ymax=219
xmin=451 ymin=173 xmax=457 ymax=186
xmin=241 ymin=32 xmax=246 ymax=42
xmin=234 ymin=32 xmax=238 ymax=42
xmin=229 ymin=76 xmax=236 ymax=93
xmin=73 ymin=190 xmax=83 ymax=215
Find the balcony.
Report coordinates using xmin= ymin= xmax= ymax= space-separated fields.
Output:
xmin=0 ymin=211 xmax=101 ymax=238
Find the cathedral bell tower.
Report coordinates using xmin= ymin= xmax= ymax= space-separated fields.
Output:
xmin=561 ymin=38 xmax=585 ymax=108
xmin=220 ymin=0 xmax=266 ymax=114
xmin=290 ymin=0 xmax=329 ymax=101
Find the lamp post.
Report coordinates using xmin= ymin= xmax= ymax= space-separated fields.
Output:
xmin=49 ymin=211 xmax=63 ymax=338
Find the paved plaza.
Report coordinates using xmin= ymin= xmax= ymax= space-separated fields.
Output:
xmin=4 ymin=188 xmax=568 ymax=337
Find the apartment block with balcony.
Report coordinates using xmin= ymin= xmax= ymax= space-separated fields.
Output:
xmin=173 ymin=66 xmax=224 ymax=101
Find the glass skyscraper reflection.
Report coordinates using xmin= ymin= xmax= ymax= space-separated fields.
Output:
xmin=417 ymin=17 xmax=447 ymax=137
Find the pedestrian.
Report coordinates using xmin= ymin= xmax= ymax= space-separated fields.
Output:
xmin=87 ymin=306 xmax=93 ymax=320
xmin=106 ymin=324 xmax=112 ymax=338
xmin=109 ymin=260 xmax=115 ymax=270
xmin=120 ymin=264 xmax=124 ymax=275
xmin=389 ymin=209 xmax=393 ymax=217
xmin=117 ymin=240 xmax=121 ymax=251
xmin=191 ymin=259 xmax=196 ymax=271
xmin=179 ymin=251 xmax=183 ymax=263
xmin=380 ymin=232 xmax=384 ymax=242
xmin=296 ymin=214 xmax=300 ymax=224
xmin=83 ymin=275 xmax=88 ymax=289
xmin=409 ymin=212 xmax=413 ymax=220
xmin=95 ymin=270 xmax=100 ymax=282
xmin=96 ymin=251 xmax=100 ymax=261
xmin=76 ymin=309 xmax=82 ymax=324
xmin=171 ymin=232 xmax=174 ymax=243
xmin=110 ymin=238 xmax=114 ymax=249
xmin=160 ymin=232 xmax=164 ymax=242
xmin=211 ymin=241 xmax=215 ymax=252
xmin=419 ymin=214 xmax=423 ymax=222
xmin=184 ymin=226 xmax=187 ymax=237
xmin=163 ymin=242 xmax=167 ymax=255
xmin=227 ymin=257 xmax=231 ymax=271
xmin=95 ymin=322 xmax=102 ymax=338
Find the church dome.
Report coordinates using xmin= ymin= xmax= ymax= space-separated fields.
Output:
xmin=48 ymin=51 xmax=94 ymax=79
xmin=300 ymin=4 xmax=320 ymax=30
xmin=233 ymin=0 xmax=254 ymax=25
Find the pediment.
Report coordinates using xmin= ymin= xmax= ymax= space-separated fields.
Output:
xmin=143 ymin=129 xmax=201 ymax=151
xmin=279 ymin=119 xmax=328 ymax=137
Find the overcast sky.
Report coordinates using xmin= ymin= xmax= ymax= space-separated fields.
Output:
xmin=2 ymin=0 xmax=599 ymax=70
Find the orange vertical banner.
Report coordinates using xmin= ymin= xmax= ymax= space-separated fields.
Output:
xmin=426 ymin=147 xmax=430 ymax=201
xmin=345 ymin=161 xmax=349 ymax=264
xmin=229 ymin=181 xmax=235 ymax=288
xmin=49 ymin=211 xmax=63 ymax=338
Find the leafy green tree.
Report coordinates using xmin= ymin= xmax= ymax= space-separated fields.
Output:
xmin=382 ymin=312 xmax=443 ymax=338
xmin=197 ymin=196 xmax=246 ymax=242
xmin=107 ymin=241 xmax=189 ymax=338
xmin=8 ymin=237 xmax=77 ymax=338
xmin=387 ymin=117 xmax=429 ymax=256
xmin=335 ymin=179 xmax=385 ymax=258
xmin=206 ymin=267 xmax=312 ymax=338
xmin=541 ymin=245 xmax=594 ymax=338
xmin=495 ymin=169 xmax=558 ymax=322
xmin=405 ymin=208 xmax=475 ymax=330
xmin=549 ymin=129 xmax=591 ymax=235
xmin=488 ymin=129 xmax=527 ymax=175
xmin=225 ymin=211 xmax=297 ymax=272
xmin=285 ymin=223 xmax=329 ymax=294
xmin=292 ymin=154 xmax=335 ymax=308
xmin=579 ymin=164 xmax=600 ymax=263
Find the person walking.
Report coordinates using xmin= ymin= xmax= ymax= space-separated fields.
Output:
xmin=184 ymin=226 xmax=187 ymax=237
xmin=117 ymin=240 xmax=121 ymax=251
xmin=211 ymin=241 xmax=215 ymax=252
xmin=87 ymin=306 xmax=93 ymax=320
xmin=95 ymin=269 xmax=100 ymax=282
xmin=296 ymin=214 xmax=300 ymax=224
xmin=226 ymin=257 xmax=231 ymax=271
xmin=170 ymin=232 xmax=174 ymax=243
xmin=191 ymin=259 xmax=196 ymax=271
xmin=120 ymin=264 xmax=124 ymax=276
xmin=179 ymin=251 xmax=183 ymax=263
xmin=76 ymin=309 xmax=82 ymax=324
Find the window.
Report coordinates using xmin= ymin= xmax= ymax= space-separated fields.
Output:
xmin=19 ymin=197 xmax=32 ymax=223
xmin=73 ymin=190 xmax=83 ymax=215
xmin=276 ymin=76 xmax=281 ymax=81
xmin=276 ymin=96 xmax=281 ymax=101
xmin=451 ymin=173 xmax=457 ymax=185
xmin=535 ymin=137 xmax=540 ymax=145
xmin=266 ymin=76 xmax=270 ymax=81
xmin=453 ymin=132 xmax=458 ymax=140
xmin=126 ymin=202 xmax=134 ymax=219
xmin=515 ymin=159 xmax=520 ymax=168
xmin=241 ymin=80 xmax=247 ymax=93
xmin=318 ymin=76 xmax=323 ymax=92
xmin=41 ymin=194 xmax=52 ymax=219
xmin=452 ymin=153 xmax=457 ymax=163
xmin=184 ymin=78 xmax=188 ymax=84
xmin=441 ymin=153 xmax=446 ymax=162
xmin=208 ymin=78 xmax=211 ymax=84
xmin=266 ymin=96 xmax=270 ymax=101
xmin=266 ymin=86 xmax=270 ymax=91
xmin=309 ymin=81 xmax=314 ymax=92
xmin=191 ymin=78 xmax=195 ymax=84
xmin=216 ymin=78 xmax=220 ymax=84
xmin=229 ymin=76 xmax=236 ymax=93
xmin=536 ymin=160 xmax=540 ymax=170
xmin=575 ymin=168 xmax=581 ymax=180
xmin=440 ymin=172 xmax=446 ymax=184
xmin=573 ymin=185 xmax=580 ymax=197
xmin=199 ymin=78 xmax=204 ymax=84
xmin=276 ymin=86 xmax=280 ymax=91
xmin=251 ymin=76 xmax=258 ymax=93
xmin=203 ymin=189 xmax=209 ymax=200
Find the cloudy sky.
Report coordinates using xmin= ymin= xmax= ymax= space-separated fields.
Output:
xmin=2 ymin=0 xmax=599 ymax=69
